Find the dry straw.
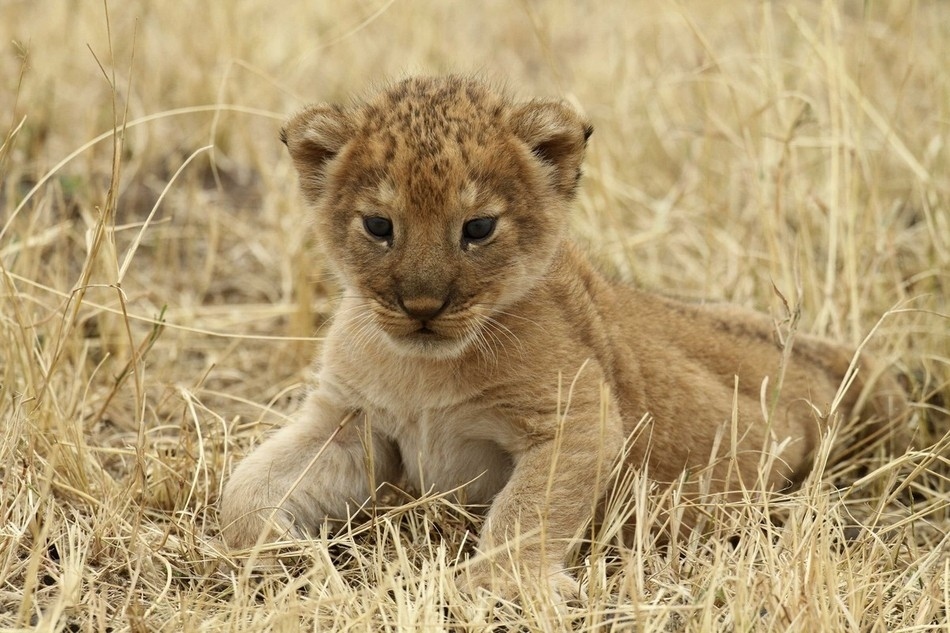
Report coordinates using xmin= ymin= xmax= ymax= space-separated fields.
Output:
xmin=1 ymin=1 xmax=947 ymax=630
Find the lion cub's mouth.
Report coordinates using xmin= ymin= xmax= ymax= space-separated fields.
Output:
xmin=361 ymin=295 xmax=494 ymax=358
xmin=375 ymin=312 xmax=479 ymax=358
xmin=400 ymin=320 xmax=455 ymax=342
xmin=404 ymin=325 xmax=441 ymax=342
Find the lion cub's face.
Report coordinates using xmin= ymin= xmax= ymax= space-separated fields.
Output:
xmin=282 ymin=77 xmax=591 ymax=358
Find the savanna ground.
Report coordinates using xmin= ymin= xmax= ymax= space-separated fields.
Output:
xmin=1 ymin=1 xmax=948 ymax=631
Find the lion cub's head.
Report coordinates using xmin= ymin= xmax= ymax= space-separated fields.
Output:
xmin=281 ymin=76 xmax=592 ymax=358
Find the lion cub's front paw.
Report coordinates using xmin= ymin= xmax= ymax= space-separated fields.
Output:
xmin=456 ymin=560 xmax=586 ymax=605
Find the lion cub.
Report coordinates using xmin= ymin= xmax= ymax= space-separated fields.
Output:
xmin=220 ymin=75 xmax=908 ymax=598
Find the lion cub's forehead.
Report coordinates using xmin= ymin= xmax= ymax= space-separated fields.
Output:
xmin=367 ymin=77 xmax=509 ymax=127
xmin=348 ymin=77 xmax=514 ymax=213
xmin=361 ymin=76 xmax=509 ymax=142
xmin=366 ymin=178 xmax=494 ymax=215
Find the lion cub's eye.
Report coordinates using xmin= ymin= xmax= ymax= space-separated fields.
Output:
xmin=462 ymin=217 xmax=496 ymax=243
xmin=363 ymin=216 xmax=393 ymax=240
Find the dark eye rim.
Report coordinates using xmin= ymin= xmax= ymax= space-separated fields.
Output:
xmin=363 ymin=215 xmax=393 ymax=240
xmin=462 ymin=217 xmax=497 ymax=243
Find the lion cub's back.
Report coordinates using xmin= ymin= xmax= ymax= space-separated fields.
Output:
xmin=607 ymin=287 xmax=909 ymax=480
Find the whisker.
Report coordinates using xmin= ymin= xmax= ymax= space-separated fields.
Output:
xmin=483 ymin=315 xmax=524 ymax=358
xmin=350 ymin=313 xmax=383 ymax=357
xmin=469 ymin=319 xmax=500 ymax=370
xmin=486 ymin=306 xmax=548 ymax=333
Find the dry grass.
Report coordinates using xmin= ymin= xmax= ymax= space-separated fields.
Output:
xmin=2 ymin=1 xmax=948 ymax=630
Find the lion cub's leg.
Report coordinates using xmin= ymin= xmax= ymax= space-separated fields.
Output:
xmin=219 ymin=391 xmax=400 ymax=549
xmin=460 ymin=409 xmax=623 ymax=601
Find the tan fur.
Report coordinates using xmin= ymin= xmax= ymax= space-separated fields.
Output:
xmin=219 ymin=76 xmax=909 ymax=598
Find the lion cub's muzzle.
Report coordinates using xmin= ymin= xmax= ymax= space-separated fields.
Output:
xmin=398 ymin=294 xmax=450 ymax=322
xmin=372 ymin=290 xmax=480 ymax=358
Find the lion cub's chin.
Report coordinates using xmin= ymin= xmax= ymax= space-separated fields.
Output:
xmin=381 ymin=328 xmax=474 ymax=360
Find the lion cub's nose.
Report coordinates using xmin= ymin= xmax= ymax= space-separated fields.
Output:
xmin=398 ymin=295 xmax=449 ymax=321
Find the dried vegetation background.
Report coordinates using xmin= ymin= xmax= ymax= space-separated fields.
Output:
xmin=1 ymin=1 xmax=948 ymax=631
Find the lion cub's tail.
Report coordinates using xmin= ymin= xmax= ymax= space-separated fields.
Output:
xmin=846 ymin=353 xmax=915 ymax=456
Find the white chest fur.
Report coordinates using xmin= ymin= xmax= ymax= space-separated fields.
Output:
xmin=322 ymin=334 xmax=516 ymax=504
xmin=389 ymin=408 xmax=513 ymax=504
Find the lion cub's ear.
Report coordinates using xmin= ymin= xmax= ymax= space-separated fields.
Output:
xmin=280 ymin=104 xmax=353 ymax=201
xmin=510 ymin=100 xmax=593 ymax=199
